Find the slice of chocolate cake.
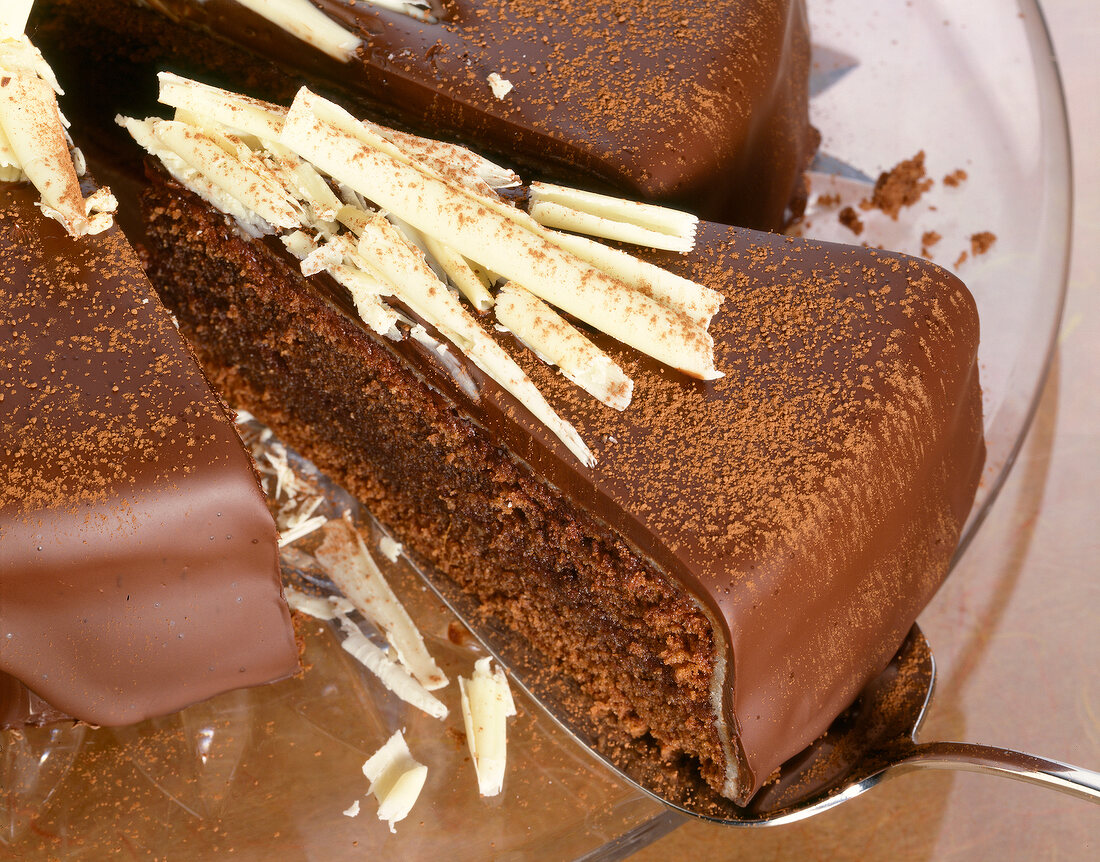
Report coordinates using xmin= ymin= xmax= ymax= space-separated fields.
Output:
xmin=30 ymin=0 xmax=814 ymax=231
xmin=0 ymin=20 xmax=298 ymax=728
xmin=115 ymin=78 xmax=983 ymax=804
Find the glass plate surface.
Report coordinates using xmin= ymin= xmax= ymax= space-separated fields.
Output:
xmin=0 ymin=0 xmax=1070 ymax=859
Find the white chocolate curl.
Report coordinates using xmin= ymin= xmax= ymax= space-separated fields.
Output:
xmin=314 ymin=518 xmax=448 ymax=692
xmin=528 ymin=181 xmax=698 ymax=253
xmin=233 ymin=0 xmax=361 ymax=61
xmin=0 ymin=28 xmax=115 ymax=236
xmin=459 ymin=657 xmax=517 ymax=797
xmin=280 ymin=87 xmax=720 ymax=381
xmin=362 ymin=731 xmax=428 ymax=833
xmin=495 ymin=283 xmax=633 ymax=411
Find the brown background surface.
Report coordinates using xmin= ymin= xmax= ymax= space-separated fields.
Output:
xmin=636 ymin=0 xmax=1099 ymax=858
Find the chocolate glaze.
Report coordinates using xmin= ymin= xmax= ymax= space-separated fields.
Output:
xmin=139 ymin=168 xmax=983 ymax=799
xmin=0 ymin=181 xmax=299 ymax=728
xmin=33 ymin=0 xmax=813 ymax=231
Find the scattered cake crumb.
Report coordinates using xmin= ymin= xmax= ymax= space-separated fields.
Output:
xmin=921 ymin=230 xmax=942 ymax=258
xmin=862 ymin=151 xmax=933 ymax=219
xmin=838 ymin=206 xmax=863 ymax=235
xmin=943 ymin=169 xmax=968 ymax=187
xmin=816 ymin=193 xmax=840 ymax=207
xmin=954 ymin=250 xmax=969 ymax=268
xmin=970 ymin=231 xmax=996 ymax=256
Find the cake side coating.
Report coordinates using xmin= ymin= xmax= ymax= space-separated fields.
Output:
xmin=136 ymin=169 xmax=984 ymax=801
xmin=0 ymin=181 xmax=299 ymax=727
xmin=30 ymin=0 xmax=814 ymax=230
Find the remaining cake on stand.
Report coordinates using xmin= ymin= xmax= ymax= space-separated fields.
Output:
xmin=30 ymin=0 xmax=816 ymax=230
xmin=0 ymin=10 xmax=297 ymax=729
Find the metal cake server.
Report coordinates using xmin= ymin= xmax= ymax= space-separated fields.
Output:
xmin=717 ymin=625 xmax=1100 ymax=825
xmin=429 ymin=599 xmax=1100 ymax=824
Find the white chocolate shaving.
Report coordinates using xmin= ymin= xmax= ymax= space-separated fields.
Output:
xmin=342 ymin=799 xmax=360 ymax=818
xmin=279 ymin=88 xmax=719 ymax=380
xmin=151 ymin=120 xmax=302 ymax=229
xmin=159 ymin=72 xmax=287 ymax=142
xmin=409 ymin=323 xmax=480 ymax=401
xmin=315 ymin=519 xmax=448 ymax=692
xmin=0 ymin=28 xmax=115 ymax=236
xmin=422 ymin=235 xmax=494 ymax=311
xmin=285 ymin=587 xmax=354 ymax=621
xmin=353 ymin=213 xmax=595 ymax=466
xmin=486 ymin=72 xmax=513 ymax=100
xmin=528 ymin=182 xmax=698 ymax=252
xmin=286 ymin=582 xmax=446 ymax=719
xmin=233 ymin=0 xmax=361 ymax=61
xmin=337 ymin=620 xmax=448 ymax=719
xmin=278 ymin=514 xmax=328 ymax=546
xmin=0 ymin=1 xmax=34 ymax=39
xmin=543 ymin=228 xmax=722 ymax=328
xmin=280 ymin=230 xmax=400 ymax=337
xmin=459 ymin=658 xmax=517 ymax=797
xmin=350 ymin=118 xmax=520 ymax=193
xmin=119 ymin=116 xmax=298 ymax=237
xmin=378 ymin=535 xmax=403 ymax=563
xmin=495 ymin=284 xmax=633 ymax=411
xmin=362 ymin=731 xmax=428 ymax=833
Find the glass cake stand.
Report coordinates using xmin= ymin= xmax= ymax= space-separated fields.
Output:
xmin=0 ymin=0 xmax=1071 ymax=859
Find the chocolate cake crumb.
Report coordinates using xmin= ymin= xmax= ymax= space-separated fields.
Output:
xmin=838 ymin=205 xmax=863 ymax=235
xmin=817 ymin=193 xmax=841 ymax=207
xmin=943 ymin=168 xmax=968 ymax=187
xmin=921 ymin=230 xmax=942 ymax=258
xmin=970 ymin=231 xmax=996 ymax=256
xmin=954 ymin=250 xmax=969 ymax=268
xmin=862 ymin=151 xmax=933 ymax=219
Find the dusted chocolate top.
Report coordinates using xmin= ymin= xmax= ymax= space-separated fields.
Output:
xmin=0 ymin=181 xmax=298 ymax=727
xmin=133 ymin=0 xmax=812 ymax=229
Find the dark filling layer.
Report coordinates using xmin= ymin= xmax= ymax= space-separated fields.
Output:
xmin=30 ymin=0 xmax=815 ymax=231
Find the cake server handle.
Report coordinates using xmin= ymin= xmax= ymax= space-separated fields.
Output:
xmin=886 ymin=741 xmax=1100 ymax=803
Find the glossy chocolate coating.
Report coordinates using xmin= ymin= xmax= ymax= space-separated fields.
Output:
xmin=118 ymin=0 xmax=813 ymax=230
xmin=0 ymin=182 xmax=298 ymax=728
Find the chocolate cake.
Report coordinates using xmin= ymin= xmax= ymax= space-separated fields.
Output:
xmin=107 ymin=78 xmax=984 ymax=803
xmin=29 ymin=0 xmax=815 ymax=231
xmin=0 ymin=26 xmax=298 ymax=728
